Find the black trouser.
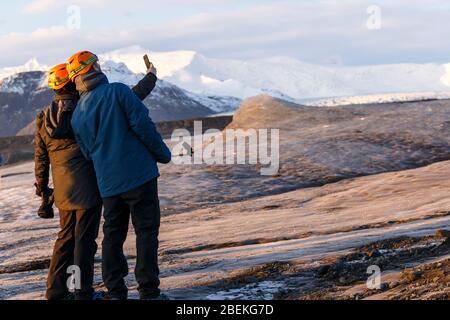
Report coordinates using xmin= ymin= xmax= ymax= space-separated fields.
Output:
xmin=46 ymin=205 xmax=102 ymax=300
xmin=102 ymin=178 xmax=161 ymax=299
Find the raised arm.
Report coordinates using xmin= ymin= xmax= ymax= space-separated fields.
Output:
xmin=132 ymin=72 xmax=157 ymax=101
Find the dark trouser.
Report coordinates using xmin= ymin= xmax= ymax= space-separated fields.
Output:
xmin=46 ymin=205 xmax=102 ymax=300
xmin=102 ymin=178 xmax=161 ymax=299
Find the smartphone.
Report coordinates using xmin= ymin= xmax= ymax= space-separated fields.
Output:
xmin=143 ymin=54 xmax=152 ymax=70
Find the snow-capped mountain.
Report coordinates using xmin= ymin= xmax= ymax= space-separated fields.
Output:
xmin=2 ymin=45 xmax=450 ymax=108
xmin=98 ymin=59 xmax=240 ymax=113
xmin=0 ymin=55 xmax=242 ymax=118
xmin=99 ymin=46 xmax=450 ymax=103
xmin=0 ymin=59 xmax=48 ymax=83
xmin=0 ymin=69 xmax=217 ymax=137
xmin=0 ymin=72 xmax=54 ymax=137
xmin=0 ymin=71 xmax=46 ymax=95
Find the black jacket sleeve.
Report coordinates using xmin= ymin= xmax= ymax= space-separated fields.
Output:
xmin=34 ymin=112 xmax=50 ymax=191
xmin=132 ymin=72 xmax=157 ymax=101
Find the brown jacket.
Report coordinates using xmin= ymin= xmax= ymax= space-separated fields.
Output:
xmin=35 ymin=73 xmax=158 ymax=210
xmin=35 ymin=99 xmax=102 ymax=210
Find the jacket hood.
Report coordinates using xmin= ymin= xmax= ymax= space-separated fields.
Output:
xmin=74 ymin=70 xmax=108 ymax=94
xmin=44 ymin=99 xmax=77 ymax=139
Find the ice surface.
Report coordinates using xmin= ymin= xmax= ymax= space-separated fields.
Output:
xmin=206 ymin=281 xmax=285 ymax=300
xmin=1 ymin=157 xmax=450 ymax=299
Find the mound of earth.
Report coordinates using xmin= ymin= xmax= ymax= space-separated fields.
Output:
xmin=227 ymin=95 xmax=304 ymax=130
xmin=157 ymin=96 xmax=450 ymax=214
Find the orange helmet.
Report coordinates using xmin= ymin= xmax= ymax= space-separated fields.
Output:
xmin=48 ymin=64 xmax=70 ymax=90
xmin=66 ymin=51 xmax=98 ymax=80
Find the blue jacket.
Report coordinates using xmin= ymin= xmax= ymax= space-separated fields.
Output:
xmin=71 ymin=76 xmax=171 ymax=198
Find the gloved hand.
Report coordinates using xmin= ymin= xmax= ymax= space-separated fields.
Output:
xmin=146 ymin=62 xmax=157 ymax=77
xmin=34 ymin=182 xmax=43 ymax=197
xmin=36 ymin=185 xmax=55 ymax=219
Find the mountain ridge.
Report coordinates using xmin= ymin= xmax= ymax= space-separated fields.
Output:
xmin=3 ymin=46 xmax=450 ymax=105
xmin=0 ymin=70 xmax=222 ymax=137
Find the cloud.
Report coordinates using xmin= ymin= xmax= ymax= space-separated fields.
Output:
xmin=21 ymin=0 xmax=227 ymax=14
xmin=23 ymin=0 xmax=59 ymax=14
xmin=3 ymin=0 xmax=450 ymax=67
xmin=22 ymin=0 xmax=108 ymax=14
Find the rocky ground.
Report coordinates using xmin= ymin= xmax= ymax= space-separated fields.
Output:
xmin=287 ymin=233 xmax=450 ymax=300
xmin=1 ymin=96 xmax=450 ymax=300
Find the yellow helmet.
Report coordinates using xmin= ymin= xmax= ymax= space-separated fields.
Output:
xmin=48 ymin=64 xmax=70 ymax=90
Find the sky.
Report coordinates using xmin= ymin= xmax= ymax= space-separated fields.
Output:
xmin=0 ymin=0 xmax=449 ymax=68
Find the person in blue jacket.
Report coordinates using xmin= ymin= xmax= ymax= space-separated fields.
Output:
xmin=68 ymin=51 xmax=171 ymax=300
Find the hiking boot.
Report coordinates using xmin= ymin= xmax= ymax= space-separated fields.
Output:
xmin=104 ymin=293 xmax=127 ymax=300
xmin=62 ymin=292 xmax=76 ymax=300
xmin=75 ymin=289 xmax=96 ymax=301
xmin=92 ymin=291 xmax=106 ymax=300
xmin=140 ymin=293 xmax=170 ymax=300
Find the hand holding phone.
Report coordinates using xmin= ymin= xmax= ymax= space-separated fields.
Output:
xmin=143 ymin=55 xmax=157 ymax=76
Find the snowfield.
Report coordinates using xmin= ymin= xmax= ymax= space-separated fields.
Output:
xmin=98 ymin=46 xmax=450 ymax=102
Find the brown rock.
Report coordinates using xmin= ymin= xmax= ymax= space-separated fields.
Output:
xmin=402 ymin=268 xmax=422 ymax=283
xmin=435 ymin=229 xmax=450 ymax=239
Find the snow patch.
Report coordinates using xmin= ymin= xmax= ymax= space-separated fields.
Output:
xmin=303 ymin=92 xmax=450 ymax=107
xmin=185 ymin=91 xmax=241 ymax=113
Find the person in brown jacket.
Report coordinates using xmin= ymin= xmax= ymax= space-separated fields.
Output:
xmin=35 ymin=62 xmax=158 ymax=300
